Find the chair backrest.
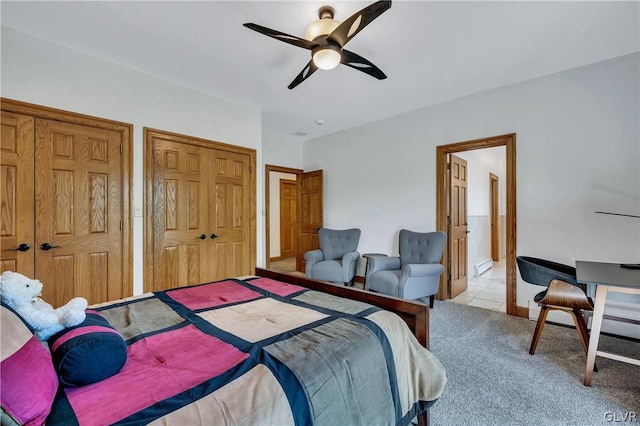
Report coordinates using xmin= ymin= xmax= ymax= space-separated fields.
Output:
xmin=399 ymin=229 xmax=447 ymax=265
xmin=516 ymin=256 xmax=578 ymax=287
xmin=318 ymin=228 xmax=361 ymax=260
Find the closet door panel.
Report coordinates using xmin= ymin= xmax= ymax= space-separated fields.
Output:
xmin=152 ymin=139 xmax=209 ymax=291
xmin=209 ymin=150 xmax=251 ymax=280
xmin=35 ymin=118 xmax=123 ymax=306
xmin=0 ymin=112 xmax=35 ymax=275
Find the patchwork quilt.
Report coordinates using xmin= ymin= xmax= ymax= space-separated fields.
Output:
xmin=46 ymin=277 xmax=446 ymax=425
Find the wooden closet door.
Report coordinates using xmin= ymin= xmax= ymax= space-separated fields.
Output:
xmin=151 ymin=139 xmax=210 ymax=291
xmin=0 ymin=112 xmax=35 ymax=276
xmin=208 ymin=149 xmax=252 ymax=279
xmin=35 ymin=118 xmax=123 ymax=306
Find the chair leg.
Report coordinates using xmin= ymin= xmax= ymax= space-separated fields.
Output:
xmin=570 ymin=309 xmax=590 ymax=355
xmin=429 ymin=295 xmax=435 ymax=309
xmin=572 ymin=308 xmax=598 ymax=372
xmin=530 ymin=306 xmax=551 ymax=355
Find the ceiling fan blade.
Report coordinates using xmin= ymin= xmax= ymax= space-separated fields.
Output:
xmin=243 ymin=23 xmax=315 ymax=50
xmin=341 ymin=49 xmax=387 ymax=80
xmin=288 ymin=60 xmax=319 ymax=90
xmin=328 ymin=0 xmax=391 ymax=48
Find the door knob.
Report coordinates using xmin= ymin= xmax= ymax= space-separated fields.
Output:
xmin=198 ymin=234 xmax=207 ymax=240
xmin=40 ymin=243 xmax=61 ymax=251
xmin=4 ymin=243 xmax=31 ymax=252
xmin=210 ymin=233 xmax=219 ymax=239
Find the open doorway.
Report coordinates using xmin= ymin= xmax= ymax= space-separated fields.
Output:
xmin=265 ymin=165 xmax=301 ymax=273
xmin=436 ymin=133 xmax=524 ymax=318
xmin=265 ymin=165 xmax=324 ymax=274
xmin=451 ymin=148 xmax=507 ymax=312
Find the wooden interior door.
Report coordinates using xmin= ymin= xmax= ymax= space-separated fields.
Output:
xmin=0 ymin=112 xmax=35 ymax=276
xmin=208 ymin=149 xmax=252 ymax=279
xmin=490 ymin=173 xmax=500 ymax=261
xmin=449 ymin=154 xmax=468 ymax=298
xmin=296 ymin=170 xmax=323 ymax=272
xmin=151 ymin=138 xmax=210 ymax=291
xmin=279 ymin=180 xmax=297 ymax=259
xmin=35 ymin=118 xmax=124 ymax=306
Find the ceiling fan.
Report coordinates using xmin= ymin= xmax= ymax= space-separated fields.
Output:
xmin=243 ymin=0 xmax=391 ymax=89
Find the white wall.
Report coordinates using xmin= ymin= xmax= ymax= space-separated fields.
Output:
xmin=1 ymin=28 xmax=263 ymax=295
xmin=303 ymin=53 xmax=640 ymax=332
xmin=262 ymin=131 xmax=303 ymax=169
xmin=457 ymin=147 xmax=506 ymax=216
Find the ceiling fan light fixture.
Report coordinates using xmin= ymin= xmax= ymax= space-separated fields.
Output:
xmin=304 ymin=6 xmax=340 ymax=41
xmin=243 ymin=0 xmax=392 ymax=88
xmin=312 ymin=46 xmax=342 ymax=70
xmin=305 ymin=18 xmax=340 ymax=41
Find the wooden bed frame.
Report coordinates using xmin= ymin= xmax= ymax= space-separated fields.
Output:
xmin=255 ymin=268 xmax=432 ymax=426
xmin=256 ymin=268 xmax=430 ymax=348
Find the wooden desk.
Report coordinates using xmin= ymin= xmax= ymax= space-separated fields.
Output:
xmin=576 ymin=261 xmax=640 ymax=386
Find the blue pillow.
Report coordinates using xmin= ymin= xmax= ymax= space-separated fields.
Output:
xmin=48 ymin=310 xmax=127 ymax=387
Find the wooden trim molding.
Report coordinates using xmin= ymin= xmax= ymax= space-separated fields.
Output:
xmin=515 ymin=306 xmax=529 ymax=319
xmin=0 ymin=97 xmax=134 ymax=298
xmin=436 ymin=134 xmax=518 ymax=316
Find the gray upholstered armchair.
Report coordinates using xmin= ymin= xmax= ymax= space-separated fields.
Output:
xmin=365 ymin=230 xmax=446 ymax=307
xmin=305 ymin=228 xmax=361 ymax=285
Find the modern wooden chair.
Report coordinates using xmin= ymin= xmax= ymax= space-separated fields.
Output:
xmin=516 ymin=256 xmax=594 ymax=356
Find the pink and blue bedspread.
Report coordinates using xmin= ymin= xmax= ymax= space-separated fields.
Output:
xmin=47 ymin=276 xmax=446 ymax=425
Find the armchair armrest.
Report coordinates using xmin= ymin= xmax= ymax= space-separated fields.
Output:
xmin=340 ymin=251 xmax=361 ymax=283
xmin=304 ymin=250 xmax=324 ymax=276
xmin=341 ymin=251 xmax=360 ymax=265
xmin=401 ymin=263 xmax=445 ymax=277
xmin=398 ymin=263 xmax=446 ymax=300
xmin=368 ymin=256 xmax=401 ymax=275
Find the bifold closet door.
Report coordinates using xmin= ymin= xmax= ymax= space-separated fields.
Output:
xmin=35 ymin=118 xmax=124 ymax=306
xmin=0 ymin=112 xmax=35 ymax=276
xmin=1 ymin=115 xmax=124 ymax=307
xmin=150 ymin=136 xmax=253 ymax=292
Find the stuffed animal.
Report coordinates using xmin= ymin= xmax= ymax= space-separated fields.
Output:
xmin=0 ymin=271 xmax=88 ymax=340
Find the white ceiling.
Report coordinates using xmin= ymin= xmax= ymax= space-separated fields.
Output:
xmin=2 ymin=1 xmax=638 ymax=141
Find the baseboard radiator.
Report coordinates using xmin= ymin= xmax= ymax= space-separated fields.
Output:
xmin=474 ymin=258 xmax=493 ymax=277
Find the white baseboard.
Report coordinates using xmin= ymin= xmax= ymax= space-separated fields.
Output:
xmin=528 ymin=300 xmax=640 ymax=340
xmin=474 ymin=258 xmax=493 ymax=276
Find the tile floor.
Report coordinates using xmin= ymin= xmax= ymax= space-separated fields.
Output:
xmin=451 ymin=259 xmax=507 ymax=312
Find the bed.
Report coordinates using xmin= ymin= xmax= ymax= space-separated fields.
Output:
xmin=1 ymin=269 xmax=446 ymax=426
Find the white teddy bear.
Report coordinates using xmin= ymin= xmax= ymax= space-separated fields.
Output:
xmin=0 ymin=271 xmax=88 ymax=340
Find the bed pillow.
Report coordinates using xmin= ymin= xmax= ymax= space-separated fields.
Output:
xmin=48 ymin=310 xmax=127 ymax=387
xmin=1 ymin=302 xmax=58 ymax=425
